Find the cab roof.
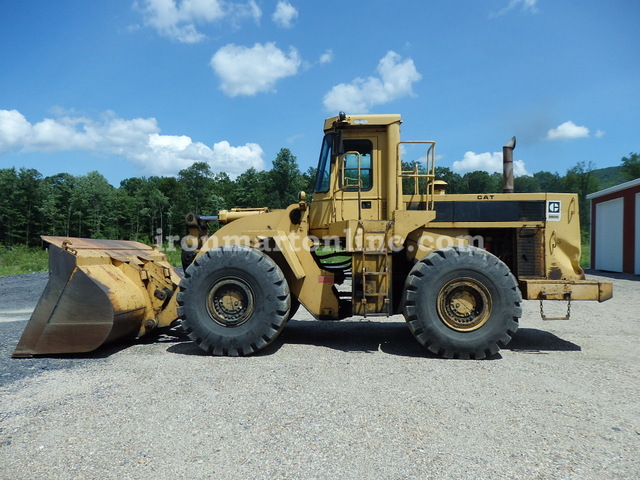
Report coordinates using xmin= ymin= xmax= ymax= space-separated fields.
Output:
xmin=323 ymin=113 xmax=402 ymax=132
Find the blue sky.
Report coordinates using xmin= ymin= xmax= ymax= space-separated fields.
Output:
xmin=1 ymin=0 xmax=638 ymax=186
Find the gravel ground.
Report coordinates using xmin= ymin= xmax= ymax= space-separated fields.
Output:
xmin=0 ymin=271 xmax=638 ymax=480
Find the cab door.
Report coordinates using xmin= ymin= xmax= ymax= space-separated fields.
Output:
xmin=335 ymin=136 xmax=382 ymax=222
xmin=309 ymin=132 xmax=385 ymax=235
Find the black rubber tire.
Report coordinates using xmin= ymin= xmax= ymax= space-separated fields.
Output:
xmin=181 ymin=249 xmax=197 ymax=272
xmin=403 ymin=245 xmax=521 ymax=359
xmin=286 ymin=298 xmax=300 ymax=322
xmin=177 ymin=245 xmax=291 ymax=356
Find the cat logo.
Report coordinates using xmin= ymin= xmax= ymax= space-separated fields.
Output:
xmin=546 ymin=200 xmax=561 ymax=221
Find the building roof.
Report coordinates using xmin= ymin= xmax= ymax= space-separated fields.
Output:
xmin=586 ymin=177 xmax=640 ymax=200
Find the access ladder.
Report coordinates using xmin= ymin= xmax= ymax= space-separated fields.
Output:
xmin=352 ymin=220 xmax=392 ymax=317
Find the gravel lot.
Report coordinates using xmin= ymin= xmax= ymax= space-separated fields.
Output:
xmin=1 ymin=271 xmax=638 ymax=480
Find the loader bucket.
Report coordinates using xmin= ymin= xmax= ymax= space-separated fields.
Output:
xmin=12 ymin=236 xmax=181 ymax=357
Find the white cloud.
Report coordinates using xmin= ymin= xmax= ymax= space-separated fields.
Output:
xmin=29 ymin=117 xmax=92 ymax=151
xmin=131 ymin=135 xmax=264 ymax=176
xmin=139 ymin=0 xmax=261 ymax=43
xmin=546 ymin=121 xmax=590 ymax=140
xmin=595 ymin=129 xmax=606 ymax=138
xmin=140 ymin=0 xmax=223 ymax=43
xmin=0 ymin=110 xmax=31 ymax=151
xmin=452 ymin=151 xmax=529 ymax=177
xmin=323 ymin=51 xmax=422 ymax=113
xmin=272 ymin=1 xmax=298 ymax=28
xmin=231 ymin=0 xmax=261 ymax=25
xmin=492 ymin=0 xmax=539 ymax=17
xmin=209 ymin=141 xmax=263 ymax=172
xmin=210 ymin=42 xmax=301 ymax=96
xmin=0 ymin=109 xmax=264 ymax=177
xmin=319 ymin=49 xmax=333 ymax=64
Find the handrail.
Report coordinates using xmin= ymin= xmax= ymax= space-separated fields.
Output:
xmin=396 ymin=141 xmax=436 ymax=211
xmin=337 ymin=151 xmax=363 ymax=220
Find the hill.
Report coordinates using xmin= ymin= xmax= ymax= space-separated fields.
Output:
xmin=591 ymin=166 xmax=626 ymax=190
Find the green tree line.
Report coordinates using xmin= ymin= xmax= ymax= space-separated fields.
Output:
xmin=0 ymin=148 xmax=314 ymax=247
xmin=0 ymin=149 xmax=637 ymax=248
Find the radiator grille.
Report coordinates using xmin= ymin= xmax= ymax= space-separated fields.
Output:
xmin=517 ymin=228 xmax=545 ymax=277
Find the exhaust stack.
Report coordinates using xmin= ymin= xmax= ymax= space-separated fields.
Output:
xmin=502 ymin=136 xmax=516 ymax=193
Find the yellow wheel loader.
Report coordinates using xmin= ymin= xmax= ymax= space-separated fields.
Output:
xmin=13 ymin=113 xmax=612 ymax=359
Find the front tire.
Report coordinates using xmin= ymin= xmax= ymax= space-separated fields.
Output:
xmin=403 ymin=246 xmax=521 ymax=359
xmin=178 ymin=245 xmax=291 ymax=356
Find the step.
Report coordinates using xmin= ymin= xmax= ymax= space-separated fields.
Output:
xmin=359 ymin=311 xmax=391 ymax=317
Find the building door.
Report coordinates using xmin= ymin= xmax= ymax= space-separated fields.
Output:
xmin=635 ymin=193 xmax=640 ymax=275
xmin=595 ymin=197 xmax=623 ymax=272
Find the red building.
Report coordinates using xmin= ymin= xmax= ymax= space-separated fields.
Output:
xmin=586 ymin=178 xmax=640 ymax=274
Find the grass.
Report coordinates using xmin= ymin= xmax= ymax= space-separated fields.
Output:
xmin=158 ymin=244 xmax=182 ymax=267
xmin=580 ymin=229 xmax=591 ymax=270
xmin=0 ymin=245 xmax=49 ymax=277
xmin=0 ymin=242 xmax=184 ymax=278
xmin=580 ymin=240 xmax=591 ymax=270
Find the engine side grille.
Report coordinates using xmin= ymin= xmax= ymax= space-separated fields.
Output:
xmin=517 ymin=228 xmax=545 ymax=277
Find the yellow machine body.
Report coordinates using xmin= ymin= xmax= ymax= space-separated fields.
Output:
xmin=13 ymin=113 xmax=612 ymax=357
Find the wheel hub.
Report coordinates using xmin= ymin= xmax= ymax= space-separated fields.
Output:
xmin=206 ymin=278 xmax=254 ymax=327
xmin=437 ymin=278 xmax=492 ymax=332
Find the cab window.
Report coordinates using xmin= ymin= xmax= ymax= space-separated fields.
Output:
xmin=314 ymin=133 xmax=333 ymax=193
xmin=340 ymin=139 xmax=373 ymax=191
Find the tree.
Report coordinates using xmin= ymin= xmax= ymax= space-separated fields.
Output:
xmin=402 ymin=160 xmax=427 ymax=194
xmin=232 ymin=168 xmax=269 ymax=207
xmin=0 ymin=168 xmax=20 ymax=246
xmin=268 ymin=148 xmax=305 ymax=208
xmin=621 ymin=152 xmax=640 ymax=180
xmin=119 ymin=177 xmax=148 ymax=240
xmin=141 ymin=181 xmax=169 ymax=241
xmin=151 ymin=176 xmax=188 ymax=237
xmin=39 ymin=173 xmax=75 ymax=237
xmin=108 ymin=187 xmax=136 ymax=240
xmin=71 ymin=172 xmax=114 ymax=238
xmin=301 ymin=166 xmax=317 ymax=201
xmin=435 ymin=167 xmax=464 ymax=194
xmin=533 ymin=171 xmax=563 ymax=193
xmin=17 ymin=168 xmax=43 ymax=245
xmin=177 ymin=162 xmax=215 ymax=215
xmin=514 ymin=175 xmax=540 ymax=193
xmin=461 ymin=171 xmax=501 ymax=194
xmin=212 ymin=172 xmax=233 ymax=206
xmin=563 ymin=161 xmax=599 ymax=231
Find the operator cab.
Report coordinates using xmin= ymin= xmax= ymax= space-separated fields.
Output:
xmin=310 ymin=113 xmax=435 ymax=235
xmin=310 ymin=113 xmax=404 ymax=232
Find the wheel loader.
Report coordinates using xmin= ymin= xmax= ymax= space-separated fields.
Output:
xmin=13 ymin=113 xmax=613 ymax=360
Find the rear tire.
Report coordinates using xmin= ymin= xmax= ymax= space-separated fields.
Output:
xmin=403 ymin=245 xmax=521 ymax=359
xmin=178 ymin=245 xmax=291 ymax=356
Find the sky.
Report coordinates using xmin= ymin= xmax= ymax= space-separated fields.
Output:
xmin=1 ymin=0 xmax=639 ymax=187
